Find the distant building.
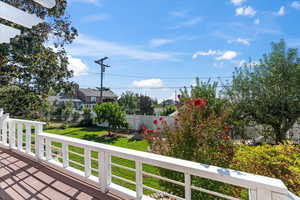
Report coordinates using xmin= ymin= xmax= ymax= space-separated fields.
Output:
xmin=47 ymin=96 xmax=82 ymax=109
xmin=74 ymin=84 xmax=118 ymax=106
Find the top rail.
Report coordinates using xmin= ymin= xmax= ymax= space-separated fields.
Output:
xmin=10 ymin=118 xmax=47 ymax=125
xmin=39 ymin=132 xmax=288 ymax=194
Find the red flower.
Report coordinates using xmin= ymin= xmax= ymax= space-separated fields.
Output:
xmin=153 ymin=120 xmax=158 ymax=125
xmin=159 ymin=117 xmax=164 ymax=121
xmin=194 ymin=98 xmax=206 ymax=107
xmin=157 ymin=127 xmax=161 ymax=130
xmin=224 ymin=125 xmax=230 ymax=130
xmin=147 ymin=129 xmax=154 ymax=134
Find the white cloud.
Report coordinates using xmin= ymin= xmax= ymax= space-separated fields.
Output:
xmin=228 ymin=38 xmax=250 ymax=45
xmin=291 ymin=1 xmax=300 ymax=9
xmin=69 ymin=34 xmax=178 ymax=61
xmin=80 ymin=14 xmax=109 ymax=23
xmin=192 ymin=50 xmax=219 ymax=59
xmin=68 ymin=56 xmax=88 ymax=76
xmin=236 ymin=6 xmax=256 ymax=17
xmin=170 ymin=16 xmax=202 ymax=29
xmin=193 ymin=50 xmax=238 ymax=60
xmin=216 ymin=51 xmax=238 ymax=60
xmin=132 ymin=79 xmax=163 ymax=88
xmin=277 ymin=6 xmax=285 ymax=16
xmin=231 ymin=0 xmax=246 ymax=6
xmin=254 ymin=18 xmax=260 ymax=24
xmin=150 ymin=39 xmax=174 ymax=48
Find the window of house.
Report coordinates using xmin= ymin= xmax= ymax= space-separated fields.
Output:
xmin=91 ymin=96 xmax=96 ymax=102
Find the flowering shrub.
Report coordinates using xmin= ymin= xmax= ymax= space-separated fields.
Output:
xmin=143 ymin=98 xmax=235 ymax=199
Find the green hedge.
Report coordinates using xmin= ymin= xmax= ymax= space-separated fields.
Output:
xmin=230 ymin=144 xmax=300 ymax=196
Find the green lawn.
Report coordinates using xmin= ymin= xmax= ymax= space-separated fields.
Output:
xmin=44 ymin=126 xmax=163 ymax=195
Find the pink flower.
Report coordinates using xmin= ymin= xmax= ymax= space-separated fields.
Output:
xmin=153 ymin=120 xmax=158 ymax=125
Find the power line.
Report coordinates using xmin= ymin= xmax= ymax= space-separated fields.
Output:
xmin=84 ymin=72 xmax=233 ymax=80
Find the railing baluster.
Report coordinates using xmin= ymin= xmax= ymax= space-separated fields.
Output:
xmin=62 ymin=143 xmax=69 ymax=168
xmin=135 ymin=160 xmax=143 ymax=200
xmin=25 ymin=123 xmax=31 ymax=153
xmin=2 ymin=119 xmax=7 ymax=145
xmin=185 ymin=173 xmax=191 ymax=200
xmin=84 ymin=148 xmax=91 ymax=178
xmin=9 ymin=120 xmax=16 ymax=149
xmin=17 ymin=123 xmax=23 ymax=151
xmin=35 ymin=124 xmax=43 ymax=158
xmin=45 ymin=139 xmax=52 ymax=160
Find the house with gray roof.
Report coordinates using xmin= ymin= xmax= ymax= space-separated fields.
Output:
xmin=75 ymin=84 xmax=118 ymax=105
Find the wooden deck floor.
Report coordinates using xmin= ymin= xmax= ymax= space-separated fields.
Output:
xmin=0 ymin=147 xmax=127 ymax=200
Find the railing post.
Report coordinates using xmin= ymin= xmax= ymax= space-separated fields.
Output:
xmin=185 ymin=173 xmax=191 ymax=200
xmin=135 ymin=160 xmax=143 ymax=200
xmin=17 ymin=123 xmax=23 ymax=151
xmin=35 ymin=124 xmax=43 ymax=158
xmin=257 ymin=189 xmax=272 ymax=200
xmin=9 ymin=120 xmax=16 ymax=149
xmin=62 ymin=143 xmax=68 ymax=168
xmin=249 ymin=188 xmax=272 ymax=200
xmin=25 ymin=123 xmax=31 ymax=153
xmin=84 ymin=148 xmax=91 ymax=178
xmin=99 ymin=151 xmax=111 ymax=193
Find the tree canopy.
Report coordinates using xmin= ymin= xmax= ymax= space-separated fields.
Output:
xmin=0 ymin=0 xmax=77 ymax=117
xmin=227 ymin=40 xmax=300 ymax=143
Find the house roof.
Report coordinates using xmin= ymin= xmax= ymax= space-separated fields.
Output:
xmin=79 ymin=88 xmax=117 ymax=98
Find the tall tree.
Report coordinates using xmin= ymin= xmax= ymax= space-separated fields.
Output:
xmin=227 ymin=40 xmax=300 ymax=144
xmin=138 ymin=95 xmax=155 ymax=115
xmin=118 ymin=91 xmax=139 ymax=114
xmin=0 ymin=0 xmax=77 ymax=117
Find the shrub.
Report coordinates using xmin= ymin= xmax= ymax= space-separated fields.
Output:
xmin=143 ymin=98 xmax=235 ymax=199
xmin=80 ymin=106 xmax=93 ymax=127
xmin=94 ymin=102 xmax=128 ymax=135
xmin=160 ymin=105 xmax=176 ymax=116
xmin=230 ymin=144 xmax=300 ymax=196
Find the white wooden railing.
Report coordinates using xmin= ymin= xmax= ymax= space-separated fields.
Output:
xmin=0 ymin=114 xmax=299 ymax=200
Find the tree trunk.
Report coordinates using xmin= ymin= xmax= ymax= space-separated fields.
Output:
xmin=273 ymin=126 xmax=286 ymax=144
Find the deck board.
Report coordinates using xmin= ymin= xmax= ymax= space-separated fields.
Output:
xmin=0 ymin=147 xmax=125 ymax=200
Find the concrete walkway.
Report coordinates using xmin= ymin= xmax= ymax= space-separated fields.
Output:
xmin=0 ymin=147 xmax=125 ymax=200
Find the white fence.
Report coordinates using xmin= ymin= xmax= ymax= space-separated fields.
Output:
xmin=0 ymin=111 xmax=299 ymax=200
xmin=94 ymin=114 xmax=175 ymax=130
xmin=125 ymin=115 xmax=174 ymax=130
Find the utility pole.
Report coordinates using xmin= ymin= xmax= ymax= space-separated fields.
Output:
xmin=95 ymin=57 xmax=110 ymax=103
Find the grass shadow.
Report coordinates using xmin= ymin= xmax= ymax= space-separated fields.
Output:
xmin=82 ymin=134 xmax=120 ymax=144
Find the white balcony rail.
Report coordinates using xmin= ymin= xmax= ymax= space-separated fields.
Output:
xmin=0 ymin=115 xmax=299 ymax=200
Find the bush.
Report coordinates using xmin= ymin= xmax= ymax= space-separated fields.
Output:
xmin=143 ymin=98 xmax=235 ymax=199
xmin=160 ymin=105 xmax=176 ymax=116
xmin=230 ymin=144 xmax=300 ymax=196
xmin=80 ymin=106 xmax=93 ymax=127
xmin=94 ymin=102 xmax=128 ymax=135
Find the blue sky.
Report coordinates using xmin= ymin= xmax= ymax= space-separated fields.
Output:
xmin=64 ymin=0 xmax=300 ymax=101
